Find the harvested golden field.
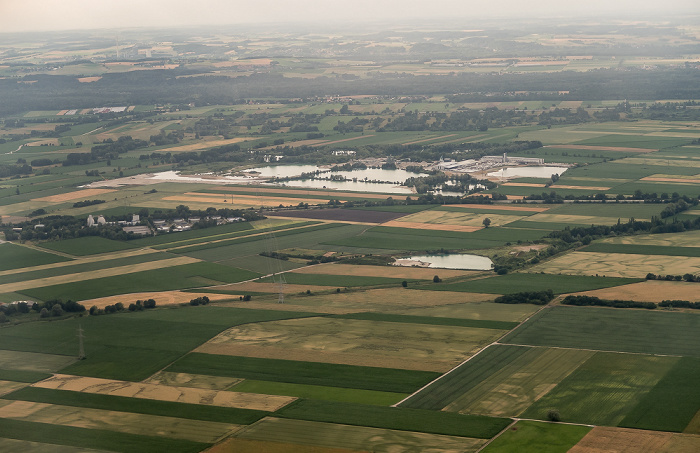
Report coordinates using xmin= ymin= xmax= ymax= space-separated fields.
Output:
xmin=159 ymin=138 xmax=249 ymax=153
xmin=205 ymin=438 xmax=365 ymax=453
xmin=642 ymin=175 xmax=700 ymax=184
xmin=660 ymin=433 xmax=700 ymax=452
xmin=0 ymin=400 xmax=240 ymax=443
xmin=599 ymin=230 xmax=700 ymax=248
xmin=0 ymin=380 xmax=27 ymax=397
xmin=195 ymin=317 xmax=504 ymax=372
xmin=237 ymin=417 xmax=485 ymax=453
xmin=379 ymin=220 xmax=481 ymax=232
xmin=0 ymin=256 xmax=200 ymax=294
xmin=291 ymin=263 xmax=475 ymax=280
xmin=34 ymin=374 xmax=295 ymax=412
xmin=394 ymin=210 xmax=522 ymax=228
xmin=575 ymin=280 xmax=700 ymax=302
xmin=527 ymin=251 xmax=700 ymax=278
xmin=81 ymin=291 xmax=238 ymax=310
xmin=569 ymin=426 xmax=674 ymax=453
xmin=33 ymin=188 xmax=116 ymax=203
xmin=144 ymin=371 xmax=241 ymax=390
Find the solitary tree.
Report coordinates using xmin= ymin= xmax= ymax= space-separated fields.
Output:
xmin=482 ymin=217 xmax=491 ymax=228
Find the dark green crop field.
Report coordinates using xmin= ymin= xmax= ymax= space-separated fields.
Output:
xmin=502 ymin=306 xmax=700 ymax=357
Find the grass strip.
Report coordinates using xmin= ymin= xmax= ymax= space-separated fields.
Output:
xmin=167 ymin=353 xmax=439 ymax=394
xmin=275 ymin=399 xmax=511 ymax=439
xmin=620 ymin=357 xmax=700 ymax=432
xmin=0 ymin=369 xmax=52 ymax=383
xmin=0 ymin=418 xmax=207 ymax=453
xmin=4 ymin=386 xmax=267 ymax=424
xmin=331 ymin=312 xmax=519 ymax=330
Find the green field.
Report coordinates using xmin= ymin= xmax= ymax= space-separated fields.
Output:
xmin=230 ymin=380 xmax=407 ymax=405
xmin=0 ymin=419 xmax=207 ymax=453
xmin=620 ymin=357 xmax=700 ymax=432
xmin=0 ymin=243 xmax=72 ymax=271
xmin=18 ymin=262 xmax=260 ymax=302
xmin=167 ymin=353 xmax=439 ymax=393
xmin=37 ymin=236 xmax=139 ymax=255
xmin=522 ymin=352 xmax=677 ymax=426
xmin=482 ymin=420 xmax=591 ymax=453
xmin=276 ymin=399 xmax=511 ymax=439
xmin=0 ymin=307 xmax=313 ymax=381
xmin=423 ymin=273 xmax=640 ymax=294
xmin=262 ymin=273 xmax=412 ymax=287
xmin=502 ymin=306 xmax=700 ymax=357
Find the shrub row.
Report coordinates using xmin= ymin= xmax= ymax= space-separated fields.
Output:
xmin=494 ymin=290 xmax=554 ymax=305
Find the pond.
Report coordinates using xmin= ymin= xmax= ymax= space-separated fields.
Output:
xmin=393 ymin=254 xmax=493 ymax=270
xmin=486 ymin=166 xmax=569 ymax=179
xmin=246 ymin=164 xmax=422 ymax=195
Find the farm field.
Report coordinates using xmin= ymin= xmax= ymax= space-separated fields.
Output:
xmin=235 ymin=417 xmax=487 ymax=452
xmin=2 ymin=23 xmax=700 ymax=452
xmin=194 ymin=316 xmax=505 ymax=372
xmin=482 ymin=420 xmax=591 ymax=453
xmin=526 ymin=251 xmax=700 ymax=278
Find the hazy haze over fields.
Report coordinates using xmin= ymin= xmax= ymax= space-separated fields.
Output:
xmin=0 ymin=0 xmax=698 ymax=32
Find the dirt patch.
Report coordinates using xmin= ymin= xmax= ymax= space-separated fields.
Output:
xmin=574 ymin=280 xmax=700 ymax=303
xmin=380 ymin=220 xmax=481 ymax=232
xmin=81 ymin=291 xmax=239 ymax=310
xmin=34 ymin=374 xmax=295 ymax=412
xmin=512 ymin=244 xmax=549 ymax=253
xmin=292 ymin=263 xmax=474 ymax=280
xmin=546 ymin=144 xmax=656 ymax=153
xmin=77 ymin=76 xmax=102 ymax=83
xmin=33 ymin=188 xmax=116 ymax=203
xmin=267 ymin=209 xmax=405 ymax=223
xmin=569 ymin=426 xmax=673 ymax=453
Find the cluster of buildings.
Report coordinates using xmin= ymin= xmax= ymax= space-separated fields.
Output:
xmin=85 ymin=213 xmax=246 ymax=236
xmin=433 ymin=153 xmax=545 ymax=173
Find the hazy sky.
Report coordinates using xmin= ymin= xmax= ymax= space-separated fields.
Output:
xmin=1 ymin=0 xmax=698 ymax=33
